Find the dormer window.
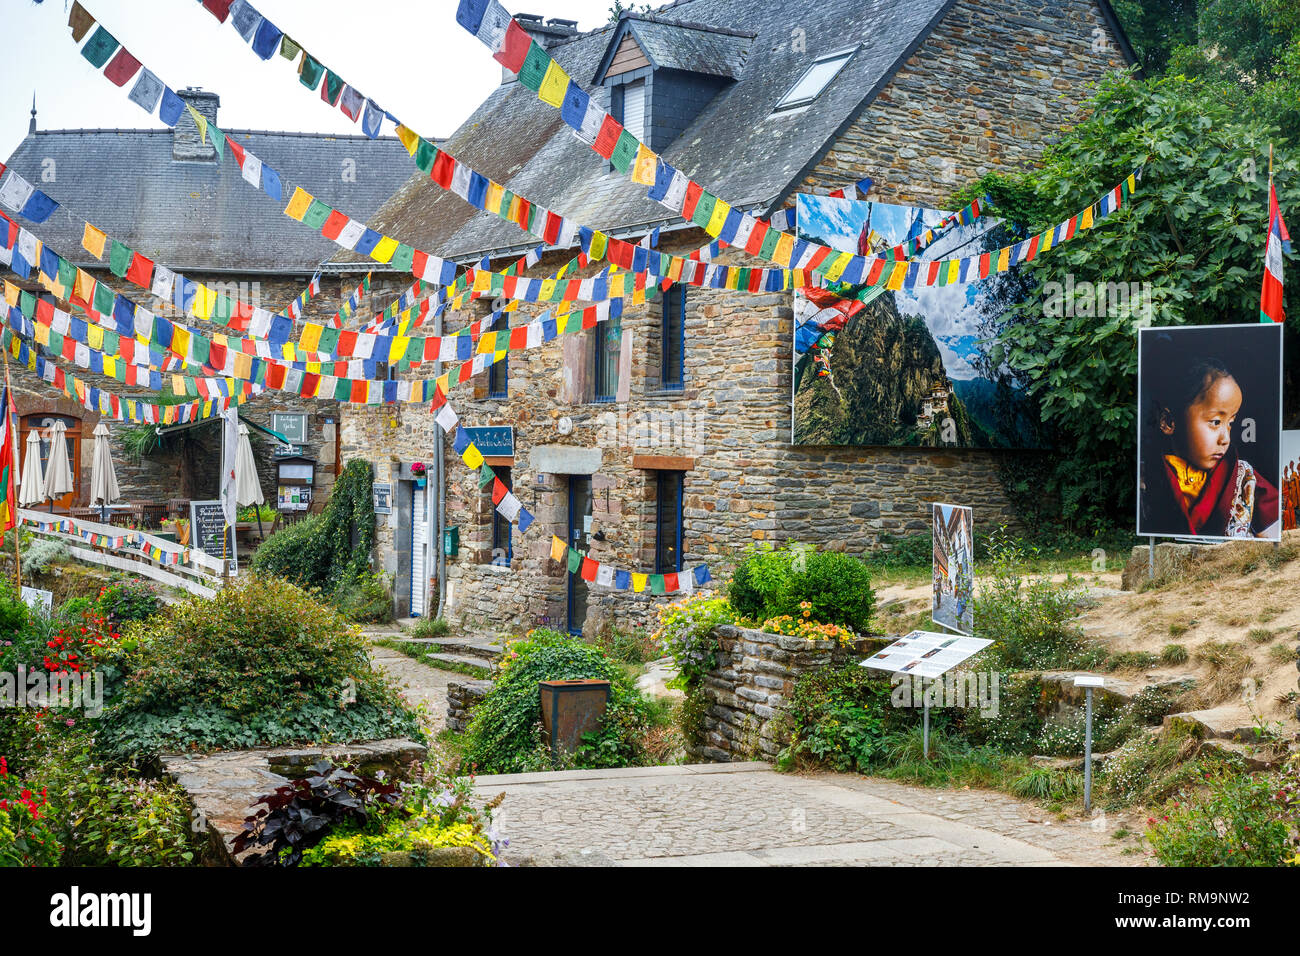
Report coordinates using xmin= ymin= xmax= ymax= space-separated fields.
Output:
xmin=617 ymin=78 xmax=646 ymax=141
xmin=773 ymin=47 xmax=856 ymax=112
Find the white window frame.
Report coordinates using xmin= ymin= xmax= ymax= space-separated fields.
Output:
xmin=773 ymin=47 xmax=858 ymax=112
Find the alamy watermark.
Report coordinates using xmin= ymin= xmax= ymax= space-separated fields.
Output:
xmin=1 ymin=666 xmax=104 ymax=717
xmin=891 ymin=671 xmax=1000 ymax=718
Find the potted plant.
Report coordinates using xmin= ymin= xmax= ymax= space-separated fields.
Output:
xmin=411 ymin=462 xmax=427 ymax=488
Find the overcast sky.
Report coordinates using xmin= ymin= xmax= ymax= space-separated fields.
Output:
xmin=1 ymin=0 xmax=651 ymax=159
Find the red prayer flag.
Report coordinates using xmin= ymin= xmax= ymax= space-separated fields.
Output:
xmin=321 ymin=209 xmax=349 ymax=240
xmin=593 ymin=116 xmax=622 ymax=159
xmin=125 ymin=252 xmax=154 ymax=287
xmin=580 ymin=557 xmax=598 ymax=582
xmin=664 ymin=572 xmax=679 ymax=592
xmin=494 ymin=20 xmax=531 ymax=73
xmin=201 ymin=0 xmax=233 ymax=22
xmin=491 ymin=478 xmax=507 ymax=505
xmin=104 ymin=47 xmax=142 ymax=87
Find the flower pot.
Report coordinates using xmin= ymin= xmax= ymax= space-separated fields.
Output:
xmin=415 ymin=477 xmax=426 ymax=488
xmin=538 ymin=679 xmax=611 ymax=757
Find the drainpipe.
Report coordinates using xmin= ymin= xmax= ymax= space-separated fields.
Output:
xmin=434 ymin=308 xmax=446 ymax=620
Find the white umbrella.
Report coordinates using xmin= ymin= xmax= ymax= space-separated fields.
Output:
xmin=235 ymin=422 xmax=265 ymax=538
xmin=41 ymin=420 xmax=73 ymax=511
xmin=18 ymin=430 xmax=45 ymax=507
xmin=89 ymin=422 xmax=120 ymax=520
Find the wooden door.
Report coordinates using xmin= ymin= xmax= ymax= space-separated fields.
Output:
xmin=20 ymin=414 xmax=81 ymax=512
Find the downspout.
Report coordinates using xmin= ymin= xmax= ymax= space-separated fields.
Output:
xmin=434 ymin=307 xmax=447 ymax=620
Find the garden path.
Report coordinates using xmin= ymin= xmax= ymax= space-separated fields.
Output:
xmin=365 ymin=629 xmax=458 ymax=732
xmin=473 ymin=763 xmax=1154 ymax=867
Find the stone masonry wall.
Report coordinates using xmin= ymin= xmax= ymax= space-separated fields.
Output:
xmin=695 ymin=624 xmax=868 ymax=762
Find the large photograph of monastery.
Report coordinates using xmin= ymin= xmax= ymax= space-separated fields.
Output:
xmin=791 ymin=194 xmax=1045 ymax=449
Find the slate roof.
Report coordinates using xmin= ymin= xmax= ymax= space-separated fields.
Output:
xmin=346 ymin=0 xmax=1136 ymax=267
xmin=598 ymin=17 xmax=756 ymax=81
xmin=346 ymin=0 xmax=962 ymax=265
xmin=2 ymin=127 xmax=416 ymax=274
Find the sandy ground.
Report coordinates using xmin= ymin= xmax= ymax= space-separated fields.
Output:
xmin=874 ymin=542 xmax=1300 ymax=738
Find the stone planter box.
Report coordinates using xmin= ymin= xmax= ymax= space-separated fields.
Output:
xmin=692 ymin=624 xmax=871 ymax=763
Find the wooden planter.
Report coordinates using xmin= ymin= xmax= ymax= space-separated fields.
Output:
xmin=539 ymin=680 xmax=611 ymax=757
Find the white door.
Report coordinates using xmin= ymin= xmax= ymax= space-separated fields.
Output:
xmin=411 ymin=485 xmax=427 ymax=617
xmin=622 ymin=80 xmax=645 ymax=141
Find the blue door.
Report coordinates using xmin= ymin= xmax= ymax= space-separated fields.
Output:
xmin=567 ymin=475 xmax=592 ymax=635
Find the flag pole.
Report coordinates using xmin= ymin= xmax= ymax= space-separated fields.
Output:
xmin=2 ymin=342 xmax=22 ymax=591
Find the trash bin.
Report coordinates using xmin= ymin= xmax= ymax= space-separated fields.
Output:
xmin=539 ymin=679 xmax=611 ymax=757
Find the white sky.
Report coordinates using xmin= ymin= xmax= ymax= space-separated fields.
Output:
xmin=1 ymin=0 xmax=645 ymax=159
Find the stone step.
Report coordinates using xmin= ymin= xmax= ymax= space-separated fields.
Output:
xmin=422 ymin=652 xmax=494 ymax=678
xmin=390 ymin=637 xmax=503 ymax=662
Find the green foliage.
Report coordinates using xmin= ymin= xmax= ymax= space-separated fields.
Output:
xmin=98 ymin=575 xmax=419 ymax=758
xmin=950 ymin=71 xmax=1300 ymax=532
xmin=777 ymin=665 xmax=900 ymax=772
xmin=973 ymin=565 xmax=1092 ymax=670
xmin=1161 ymin=642 xmax=1190 ymax=664
xmin=411 ymin=616 xmax=450 ymax=640
xmin=96 ymin=580 xmax=162 ymax=627
xmin=654 ymin=595 xmax=733 ymax=687
xmin=462 ymin=629 xmax=649 ymax=774
xmin=1147 ymin=764 xmax=1300 ymax=866
xmin=1111 ymin=0 xmax=1199 ymax=74
xmin=21 ymin=538 xmax=70 ymax=574
xmin=251 ymin=459 xmax=379 ymax=600
xmin=726 ymin=543 xmax=875 ymax=632
xmin=333 ymin=569 xmax=394 ymax=624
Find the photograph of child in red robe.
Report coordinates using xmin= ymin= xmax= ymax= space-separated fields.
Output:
xmin=1137 ymin=324 xmax=1282 ymax=541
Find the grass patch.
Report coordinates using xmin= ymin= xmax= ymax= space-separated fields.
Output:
xmin=411 ymin=616 xmax=451 ymax=640
xmin=373 ymin=638 xmax=492 ymax=678
xmin=1168 ymin=621 xmax=1190 ymax=637
xmin=1161 ymin=643 xmax=1190 ymax=665
xmin=1186 ymin=641 xmax=1253 ymax=707
xmin=1267 ymin=643 xmax=1296 ymax=664
xmin=1248 ymin=627 xmax=1275 ymax=645
xmin=1257 ymin=606 xmax=1284 ymax=624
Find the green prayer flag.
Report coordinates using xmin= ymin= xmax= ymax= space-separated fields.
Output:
xmin=18 ymin=291 xmax=35 ymax=319
xmin=478 ymin=466 xmax=495 ymax=489
xmin=334 ymin=378 xmax=351 ymax=400
xmin=317 ymin=326 xmax=340 ymax=355
xmin=414 ymin=139 xmax=437 ymax=175
xmin=404 ymin=337 xmax=422 ymax=363
xmin=567 ymin=548 xmax=582 ymax=573
xmin=279 ymin=35 xmax=301 ymax=60
xmin=323 ymin=70 xmax=345 ymax=105
xmin=208 ymin=125 xmax=224 ymax=161
xmin=389 ymin=244 xmax=414 ymax=274
xmin=302 ymin=199 xmax=331 ymax=231
xmin=690 ymin=191 xmax=717 ymax=230
xmin=758 ymin=225 xmax=781 ymax=260
xmin=81 ymin=26 xmax=120 ymax=69
xmin=610 ymin=130 xmax=639 ymax=174
xmin=109 ymin=240 xmax=132 ymax=278
xmin=299 ymin=53 xmax=324 ymax=90
xmin=519 ymin=43 xmax=549 ymax=91
xmin=185 ymin=376 xmax=198 ymax=398
xmin=650 ymin=575 xmax=666 ymax=595
xmin=189 ymin=334 xmax=210 ymax=367
xmin=93 ymin=282 xmax=115 ymax=316
xmin=47 ymin=331 xmax=63 ymax=356
xmin=103 ymin=331 xmax=119 ymax=357
xmin=57 ymin=257 xmax=77 ymax=292
xmin=212 ymin=295 xmax=233 ymax=324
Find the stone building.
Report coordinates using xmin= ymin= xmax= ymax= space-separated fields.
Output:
xmin=1 ymin=89 xmax=413 ymax=510
xmin=338 ymin=0 xmax=1138 ymax=630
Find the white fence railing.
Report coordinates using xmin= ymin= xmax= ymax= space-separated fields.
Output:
xmin=19 ymin=509 xmax=229 ymax=598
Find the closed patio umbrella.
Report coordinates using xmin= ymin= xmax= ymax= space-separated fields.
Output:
xmin=18 ymin=430 xmax=44 ymax=507
xmin=234 ymin=422 xmax=265 ymax=537
xmin=89 ymin=422 xmax=120 ymax=522
xmin=41 ymin=420 xmax=73 ymax=513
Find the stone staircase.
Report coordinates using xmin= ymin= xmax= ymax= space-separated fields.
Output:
xmin=387 ymin=635 xmax=504 ymax=679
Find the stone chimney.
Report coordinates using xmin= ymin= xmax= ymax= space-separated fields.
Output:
xmin=172 ymin=88 xmax=220 ymax=162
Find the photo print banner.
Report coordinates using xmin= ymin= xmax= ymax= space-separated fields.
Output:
xmin=1136 ymin=323 xmax=1283 ymax=541
xmin=932 ymin=503 xmax=974 ymax=635
xmin=1282 ymin=430 xmax=1300 ymax=532
xmin=791 ymin=195 xmax=1044 ymax=449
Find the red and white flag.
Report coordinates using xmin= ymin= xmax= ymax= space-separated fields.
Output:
xmin=1260 ymin=179 xmax=1291 ymax=323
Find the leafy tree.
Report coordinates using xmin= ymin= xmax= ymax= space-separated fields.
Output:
xmin=1111 ymin=0 xmax=1199 ymax=74
xmin=952 ymin=72 xmax=1299 ymax=531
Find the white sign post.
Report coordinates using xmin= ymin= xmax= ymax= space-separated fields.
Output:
xmin=861 ymin=630 xmax=994 ymax=758
xmin=1074 ymin=674 xmax=1105 ymax=811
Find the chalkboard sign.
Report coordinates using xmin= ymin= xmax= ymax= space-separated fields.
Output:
xmin=190 ymin=499 xmax=236 ymax=570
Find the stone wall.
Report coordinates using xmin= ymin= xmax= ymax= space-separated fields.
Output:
xmin=446 ymin=678 xmax=494 ymax=733
xmin=695 ymin=624 xmax=869 ymax=762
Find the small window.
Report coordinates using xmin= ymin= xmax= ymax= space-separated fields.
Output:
xmin=491 ymin=468 xmax=513 ymax=567
xmin=654 ymin=470 xmax=684 ymax=574
xmin=773 ymin=48 xmax=856 ymax=111
xmin=488 ymin=352 xmax=508 ymax=399
xmin=660 ymin=285 xmax=686 ymax=390
xmin=592 ymin=315 xmax=621 ymax=403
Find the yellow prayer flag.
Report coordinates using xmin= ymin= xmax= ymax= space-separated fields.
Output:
xmin=824 ymin=251 xmax=852 ymax=282
xmin=370 ymin=236 xmax=399 ymax=264
xmin=668 ymin=257 xmax=684 ymax=282
xmin=74 ymin=269 xmax=96 ymax=304
xmin=395 ymin=125 xmax=420 ymax=155
xmin=87 ymin=325 xmax=104 ymax=351
xmin=1038 ymin=229 xmax=1054 ymax=254
xmin=538 ymin=60 xmax=569 ymax=107
xmin=103 ymin=355 xmax=116 ymax=379
xmin=945 ymin=259 xmax=961 ymax=284
xmin=631 ymin=144 xmax=658 ymax=186
xmin=34 ymin=322 xmax=50 ymax=348
xmin=772 ymin=232 xmax=795 ymax=267
xmin=477 ymin=331 xmax=497 ymax=354
xmin=996 ymin=247 xmax=1010 ymax=273
xmin=463 ymin=444 xmax=484 ymax=469
xmin=472 ymin=270 xmax=491 ymax=293
xmin=485 ymin=182 xmax=504 ymax=215
xmin=234 ymin=351 xmax=252 ymax=379
xmin=1080 ymin=205 xmax=1094 ymax=230
xmin=705 ymin=199 xmax=731 ymax=238
xmin=82 ymin=223 xmax=107 ymax=259
xmin=589 ymin=232 xmax=608 ymax=261
xmin=305 ymin=361 xmax=321 ymax=375
xmin=555 ymin=313 xmax=569 ymax=335
xmin=632 ymin=573 xmax=647 ymax=593
xmin=388 ymin=336 xmax=408 ymax=363
xmin=172 ymin=374 xmax=186 ymax=395
xmin=886 ymin=261 xmax=909 ymax=291
xmin=550 ymin=536 xmax=566 ymax=562
xmin=170 ymin=325 xmax=190 ymax=359
xmin=2 ymin=281 xmax=18 ymax=308
xmin=539 ymin=278 xmax=557 ymax=301
xmin=284 ymin=187 xmax=314 ymax=222
xmin=192 ymin=284 xmax=216 ymax=320
xmin=609 ymin=274 xmax=626 ymax=298
xmin=299 ymin=323 xmax=323 ymax=353
xmin=186 ymin=104 xmax=208 ymax=146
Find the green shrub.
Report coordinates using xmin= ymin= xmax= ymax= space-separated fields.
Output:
xmin=1161 ymin=643 xmax=1189 ymax=665
xmin=463 ymin=629 xmax=649 ymax=774
xmin=974 ymin=566 xmax=1091 ymax=670
xmin=248 ymin=512 xmax=329 ymax=585
xmin=57 ymin=596 xmax=96 ymax=622
xmin=412 ymin=616 xmax=450 ymax=640
xmin=727 ymin=543 xmax=875 ymax=632
xmin=871 ymin=532 xmax=935 ymax=569
xmin=96 ymin=580 xmax=162 ymax=626
xmin=777 ymin=664 xmax=901 ymax=772
xmin=1147 ymin=765 xmax=1299 ymax=867
xmin=654 ymin=595 xmax=733 ymax=687
xmin=98 ymin=575 xmax=419 ymax=758
xmin=333 ymin=569 xmax=394 ymax=624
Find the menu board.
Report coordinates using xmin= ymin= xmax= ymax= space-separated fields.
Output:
xmin=860 ymin=630 xmax=992 ymax=678
xmin=190 ymin=499 xmax=236 ymax=569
